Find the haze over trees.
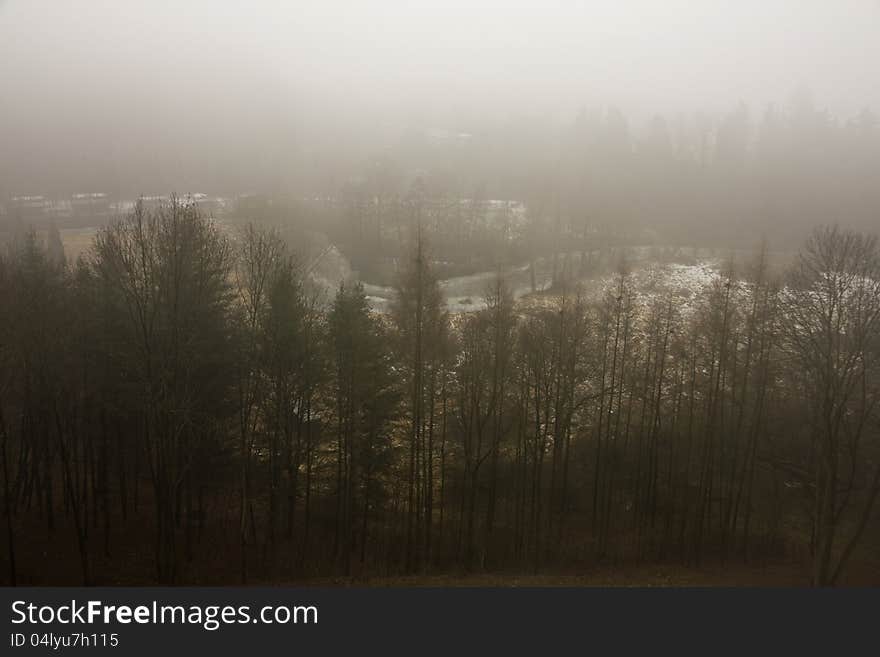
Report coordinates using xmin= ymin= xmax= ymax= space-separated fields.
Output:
xmin=1 ymin=2 xmax=880 ymax=588
xmin=1 ymin=198 xmax=878 ymax=586
xmin=3 ymin=3 xmax=880 ymax=250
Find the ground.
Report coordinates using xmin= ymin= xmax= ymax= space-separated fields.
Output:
xmin=289 ymin=563 xmax=812 ymax=587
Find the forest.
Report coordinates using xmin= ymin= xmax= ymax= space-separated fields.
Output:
xmin=1 ymin=196 xmax=878 ymax=587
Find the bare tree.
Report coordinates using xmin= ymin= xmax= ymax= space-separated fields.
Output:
xmin=782 ymin=226 xmax=880 ymax=585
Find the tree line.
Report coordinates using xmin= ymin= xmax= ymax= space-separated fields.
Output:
xmin=302 ymin=92 xmax=880 ymax=269
xmin=1 ymin=198 xmax=879 ymax=586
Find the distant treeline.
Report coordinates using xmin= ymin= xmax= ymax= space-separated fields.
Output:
xmin=280 ymin=95 xmax=880 ymax=260
xmin=0 ymin=198 xmax=878 ymax=586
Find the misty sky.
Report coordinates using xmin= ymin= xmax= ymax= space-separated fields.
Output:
xmin=2 ymin=1 xmax=880 ymax=194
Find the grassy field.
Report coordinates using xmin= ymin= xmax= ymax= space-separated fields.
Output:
xmin=60 ymin=227 xmax=98 ymax=262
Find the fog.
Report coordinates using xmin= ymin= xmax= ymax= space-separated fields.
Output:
xmin=5 ymin=2 xmax=880 ymax=589
xmin=2 ymin=1 xmax=880 ymax=241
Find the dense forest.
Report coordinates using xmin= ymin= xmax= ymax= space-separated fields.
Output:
xmin=1 ymin=197 xmax=878 ymax=586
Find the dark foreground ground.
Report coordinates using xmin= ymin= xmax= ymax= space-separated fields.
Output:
xmin=6 ymin=511 xmax=880 ymax=587
xmin=290 ymin=560 xmax=880 ymax=587
xmin=7 ymin=555 xmax=880 ymax=587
